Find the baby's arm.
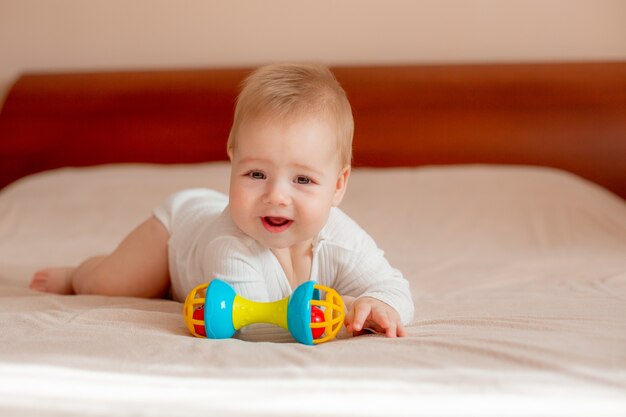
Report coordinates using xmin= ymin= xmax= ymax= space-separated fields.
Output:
xmin=343 ymin=296 xmax=406 ymax=338
xmin=334 ymin=245 xmax=413 ymax=338
xmin=326 ymin=212 xmax=414 ymax=338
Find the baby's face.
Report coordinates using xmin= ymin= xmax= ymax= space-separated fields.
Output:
xmin=228 ymin=114 xmax=350 ymax=250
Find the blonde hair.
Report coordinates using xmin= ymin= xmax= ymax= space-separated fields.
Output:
xmin=227 ymin=63 xmax=354 ymax=167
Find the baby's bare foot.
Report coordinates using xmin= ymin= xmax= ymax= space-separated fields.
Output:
xmin=30 ymin=267 xmax=75 ymax=295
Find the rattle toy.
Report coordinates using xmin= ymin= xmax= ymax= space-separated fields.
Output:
xmin=183 ymin=279 xmax=345 ymax=345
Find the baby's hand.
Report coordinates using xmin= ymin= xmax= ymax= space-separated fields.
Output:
xmin=344 ymin=296 xmax=406 ymax=338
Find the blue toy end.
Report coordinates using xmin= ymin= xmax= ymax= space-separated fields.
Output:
xmin=204 ymin=279 xmax=237 ymax=339
xmin=287 ymin=281 xmax=316 ymax=345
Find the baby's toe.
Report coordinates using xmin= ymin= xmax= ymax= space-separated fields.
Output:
xmin=30 ymin=272 xmax=46 ymax=287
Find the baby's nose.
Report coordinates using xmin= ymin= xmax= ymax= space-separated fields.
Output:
xmin=264 ymin=180 xmax=291 ymax=206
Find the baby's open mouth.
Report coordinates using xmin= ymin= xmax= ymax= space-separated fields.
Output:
xmin=261 ymin=216 xmax=293 ymax=233
xmin=265 ymin=217 xmax=289 ymax=226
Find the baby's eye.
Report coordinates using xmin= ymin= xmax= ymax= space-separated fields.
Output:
xmin=247 ymin=171 xmax=266 ymax=180
xmin=295 ymin=176 xmax=311 ymax=185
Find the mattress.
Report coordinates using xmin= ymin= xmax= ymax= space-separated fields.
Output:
xmin=1 ymin=162 xmax=625 ymax=416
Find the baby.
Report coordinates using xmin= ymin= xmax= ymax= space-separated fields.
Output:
xmin=30 ymin=63 xmax=414 ymax=338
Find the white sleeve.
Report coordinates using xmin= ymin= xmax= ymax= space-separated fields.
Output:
xmin=322 ymin=211 xmax=415 ymax=325
xmin=152 ymin=188 xmax=228 ymax=232
xmin=339 ymin=234 xmax=415 ymax=325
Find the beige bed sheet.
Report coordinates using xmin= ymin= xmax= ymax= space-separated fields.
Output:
xmin=1 ymin=162 xmax=625 ymax=417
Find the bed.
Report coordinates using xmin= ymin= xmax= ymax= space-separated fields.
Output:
xmin=0 ymin=62 xmax=625 ymax=416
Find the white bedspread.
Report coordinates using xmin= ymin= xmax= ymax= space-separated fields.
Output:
xmin=1 ymin=163 xmax=625 ymax=417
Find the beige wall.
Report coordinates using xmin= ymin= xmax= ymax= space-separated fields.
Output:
xmin=1 ymin=0 xmax=625 ymax=102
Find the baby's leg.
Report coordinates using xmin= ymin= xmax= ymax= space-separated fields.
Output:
xmin=30 ymin=216 xmax=170 ymax=298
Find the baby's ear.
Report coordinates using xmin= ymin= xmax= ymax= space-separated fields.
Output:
xmin=332 ymin=166 xmax=351 ymax=206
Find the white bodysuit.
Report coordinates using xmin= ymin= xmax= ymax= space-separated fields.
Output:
xmin=153 ymin=188 xmax=414 ymax=326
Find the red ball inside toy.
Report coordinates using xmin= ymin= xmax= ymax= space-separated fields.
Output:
xmin=193 ymin=306 xmax=206 ymax=337
xmin=311 ymin=306 xmax=325 ymax=339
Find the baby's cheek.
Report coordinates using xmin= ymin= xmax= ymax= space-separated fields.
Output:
xmin=303 ymin=202 xmax=332 ymax=228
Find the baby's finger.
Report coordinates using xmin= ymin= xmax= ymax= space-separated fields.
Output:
xmin=371 ymin=307 xmax=406 ymax=338
xmin=351 ymin=302 xmax=372 ymax=332
xmin=370 ymin=306 xmax=391 ymax=329
xmin=384 ymin=320 xmax=398 ymax=338
xmin=396 ymin=322 xmax=407 ymax=337
xmin=343 ymin=304 xmax=361 ymax=333
xmin=343 ymin=307 xmax=355 ymax=332
xmin=370 ymin=308 xmax=397 ymax=337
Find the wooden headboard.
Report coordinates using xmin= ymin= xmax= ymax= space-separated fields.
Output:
xmin=1 ymin=62 xmax=625 ymax=198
